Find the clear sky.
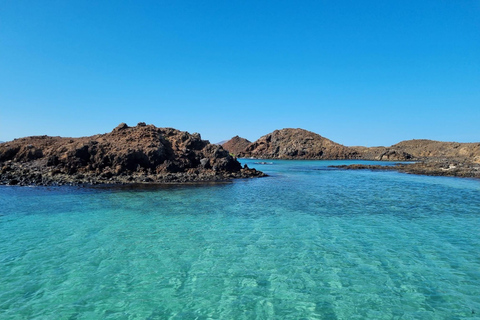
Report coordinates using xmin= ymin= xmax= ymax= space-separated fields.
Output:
xmin=1 ymin=1 xmax=479 ymax=146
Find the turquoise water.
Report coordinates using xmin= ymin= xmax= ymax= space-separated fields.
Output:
xmin=1 ymin=159 xmax=479 ymax=319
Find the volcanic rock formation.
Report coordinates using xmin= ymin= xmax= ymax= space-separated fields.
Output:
xmin=0 ymin=123 xmax=265 ymax=186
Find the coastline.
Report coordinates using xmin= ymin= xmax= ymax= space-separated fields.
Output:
xmin=330 ymin=160 xmax=480 ymax=179
xmin=0 ymin=160 xmax=265 ymax=187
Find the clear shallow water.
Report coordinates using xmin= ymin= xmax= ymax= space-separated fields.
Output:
xmin=1 ymin=160 xmax=479 ymax=319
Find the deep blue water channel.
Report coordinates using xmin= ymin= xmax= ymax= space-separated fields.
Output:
xmin=1 ymin=159 xmax=479 ymax=319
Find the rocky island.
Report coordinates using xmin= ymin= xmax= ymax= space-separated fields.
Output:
xmin=0 ymin=123 xmax=265 ymax=186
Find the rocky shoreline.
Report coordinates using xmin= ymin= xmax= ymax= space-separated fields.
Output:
xmin=331 ymin=160 xmax=480 ymax=179
xmin=0 ymin=160 xmax=265 ymax=186
xmin=0 ymin=123 xmax=265 ymax=187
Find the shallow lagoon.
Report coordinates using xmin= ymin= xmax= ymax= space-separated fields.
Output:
xmin=1 ymin=160 xmax=479 ymax=319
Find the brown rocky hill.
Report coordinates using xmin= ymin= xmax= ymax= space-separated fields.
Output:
xmin=238 ymin=128 xmax=353 ymax=159
xmin=0 ymin=122 xmax=264 ymax=186
xmin=221 ymin=136 xmax=251 ymax=156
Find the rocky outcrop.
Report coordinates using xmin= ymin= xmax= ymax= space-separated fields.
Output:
xmin=221 ymin=136 xmax=252 ymax=156
xmin=331 ymin=159 xmax=480 ymax=179
xmin=0 ymin=123 xmax=265 ymax=186
xmin=334 ymin=140 xmax=480 ymax=178
xmin=239 ymin=128 xmax=354 ymax=159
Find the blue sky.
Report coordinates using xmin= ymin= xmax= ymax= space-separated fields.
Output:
xmin=1 ymin=1 xmax=479 ymax=146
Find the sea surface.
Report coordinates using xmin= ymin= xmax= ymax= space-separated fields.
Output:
xmin=1 ymin=160 xmax=479 ymax=319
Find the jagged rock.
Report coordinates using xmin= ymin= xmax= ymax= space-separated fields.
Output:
xmin=0 ymin=123 xmax=266 ymax=186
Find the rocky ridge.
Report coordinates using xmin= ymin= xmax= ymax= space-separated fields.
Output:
xmin=0 ymin=123 xmax=265 ymax=186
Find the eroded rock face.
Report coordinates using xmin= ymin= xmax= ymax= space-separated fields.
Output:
xmin=238 ymin=128 xmax=354 ymax=159
xmin=0 ymin=123 xmax=265 ymax=186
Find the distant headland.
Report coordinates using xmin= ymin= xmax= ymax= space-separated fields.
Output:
xmin=221 ymin=128 xmax=480 ymax=179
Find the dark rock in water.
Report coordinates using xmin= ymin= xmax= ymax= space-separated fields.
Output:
xmin=0 ymin=123 xmax=266 ymax=186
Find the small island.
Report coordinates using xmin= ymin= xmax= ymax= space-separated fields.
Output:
xmin=0 ymin=123 xmax=265 ymax=186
